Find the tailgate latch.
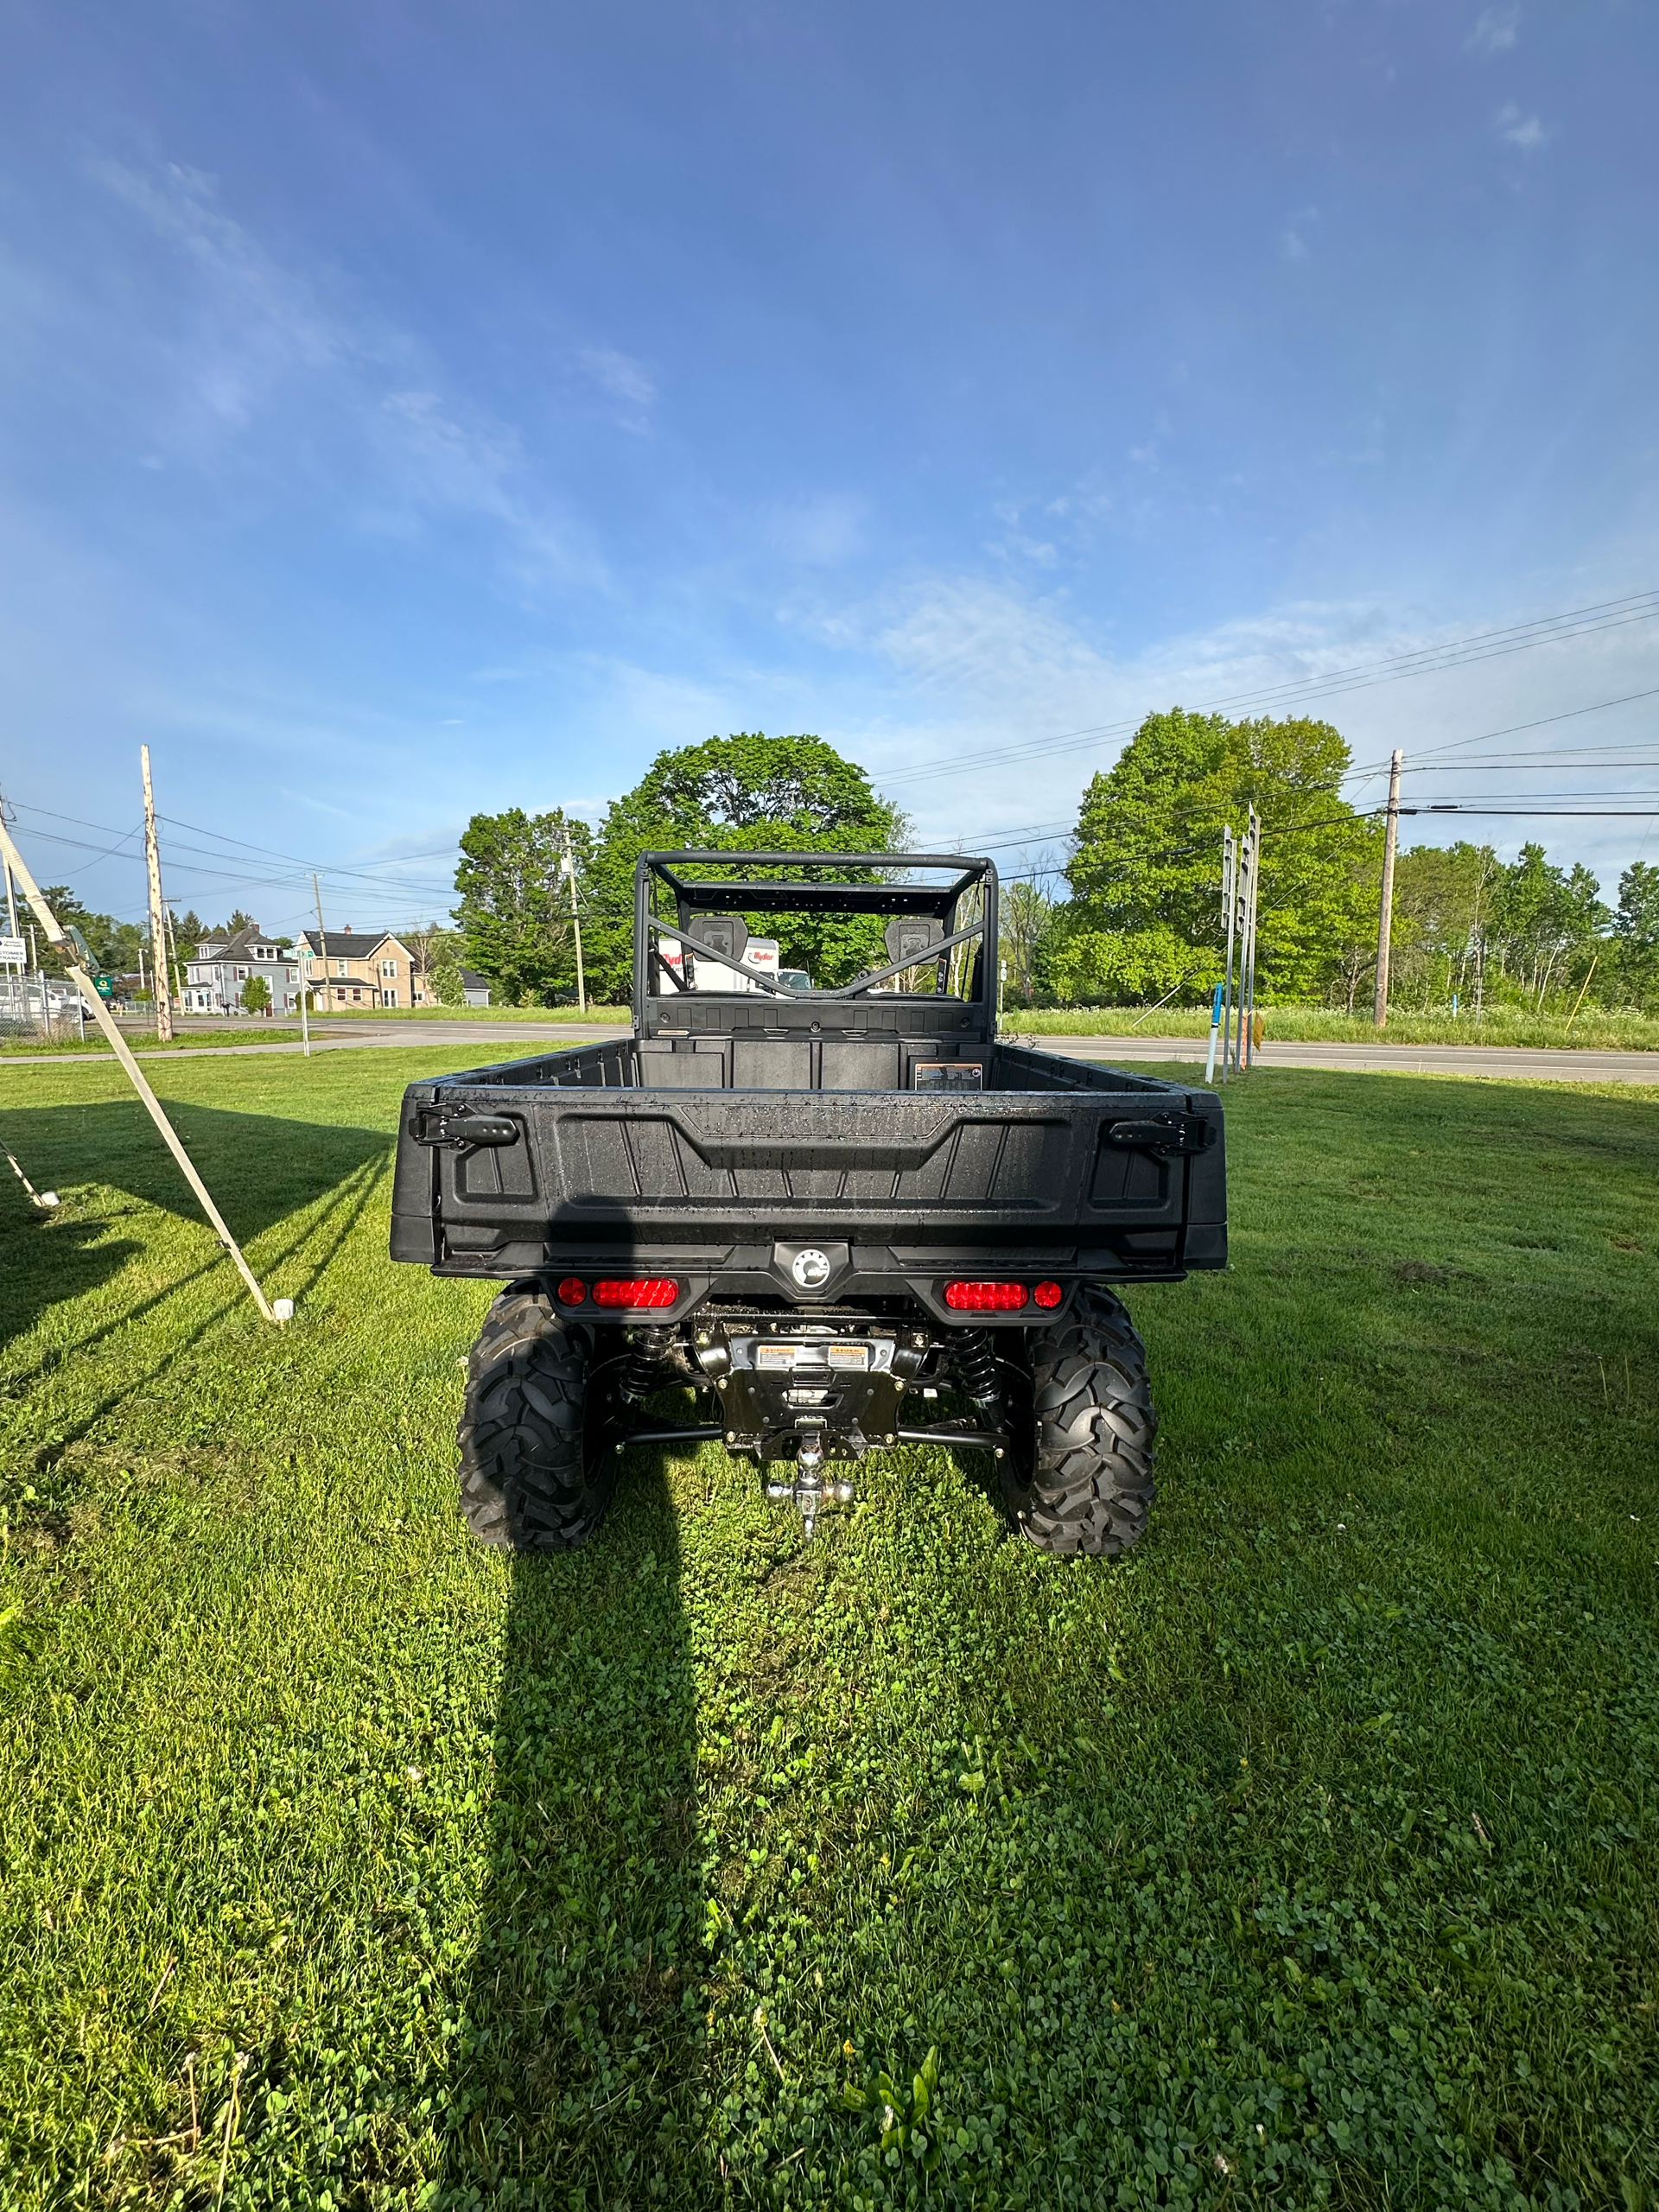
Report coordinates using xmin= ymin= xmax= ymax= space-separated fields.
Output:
xmin=410 ymin=1108 xmax=520 ymax=1150
xmin=1105 ymin=1114 xmax=1215 ymax=1158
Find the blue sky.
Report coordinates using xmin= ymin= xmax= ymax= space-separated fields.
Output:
xmin=2 ymin=0 xmax=1656 ymax=937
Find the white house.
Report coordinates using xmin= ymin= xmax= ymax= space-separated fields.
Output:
xmin=181 ymin=925 xmax=302 ymax=1015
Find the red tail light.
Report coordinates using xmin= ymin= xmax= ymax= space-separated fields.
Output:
xmin=1033 ymin=1281 xmax=1064 ymax=1309
xmin=593 ymin=1278 xmax=680 ymax=1309
xmin=556 ymin=1276 xmax=587 ymax=1304
xmin=944 ymin=1280 xmax=1028 ymax=1312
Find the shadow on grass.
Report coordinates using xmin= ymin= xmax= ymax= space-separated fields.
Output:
xmin=441 ymin=1455 xmax=707 ymax=2208
xmin=0 ymin=1099 xmax=391 ymax=1353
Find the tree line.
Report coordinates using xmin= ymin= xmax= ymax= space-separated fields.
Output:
xmin=441 ymin=715 xmax=1659 ymax=1013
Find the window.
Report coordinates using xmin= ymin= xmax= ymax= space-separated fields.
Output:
xmin=380 ymin=958 xmax=397 ymax=979
xmin=334 ymin=958 xmax=348 ymax=976
xmin=384 ymin=988 xmax=397 ymax=1007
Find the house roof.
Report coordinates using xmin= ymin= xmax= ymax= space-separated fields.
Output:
xmin=296 ymin=929 xmax=409 ymax=959
xmin=460 ymin=968 xmax=489 ymax=988
xmin=188 ymin=925 xmax=295 ymax=966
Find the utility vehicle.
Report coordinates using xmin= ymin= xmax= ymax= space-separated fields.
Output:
xmin=391 ymin=851 xmax=1226 ymax=1553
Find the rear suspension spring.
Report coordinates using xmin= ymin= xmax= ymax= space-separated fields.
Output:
xmin=620 ymin=1326 xmax=672 ymax=1403
xmin=953 ymin=1328 xmax=1002 ymax=1414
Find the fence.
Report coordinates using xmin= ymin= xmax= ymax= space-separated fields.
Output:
xmin=0 ymin=971 xmax=86 ymax=1043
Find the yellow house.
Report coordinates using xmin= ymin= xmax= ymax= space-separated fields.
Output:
xmin=296 ymin=930 xmax=428 ymax=1009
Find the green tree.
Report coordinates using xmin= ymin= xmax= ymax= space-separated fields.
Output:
xmin=1053 ymin=710 xmax=1382 ymax=1003
xmin=34 ymin=888 xmax=146 ymax=981
xmin=999 ymin=876 xmax=1061 ymax=1007
xmin=427 ymin=930 xmax=467 ymax=1007
xmin=585 ymin=733 xmax=908 ymax=998
xmin=452 ymin=810 xmax=594 ymax=1007
xmin=1612 ymin=861 xmax=1659 ymax=1009
xmin=1389 ymin=842 xmax=1500 ymax=1007
xmin=240 ymin=974 xmax=272 ymax=1014
xmin=1487 ymin=844 xmax=1608 ymax=1004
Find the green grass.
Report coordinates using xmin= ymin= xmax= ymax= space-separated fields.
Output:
xmin=0 ymin=1027 xmax=307 ymax=1058
xmin=0 ymin=1051 xmax=1656 ymax=2209
xmin=1000 ymin=1004 xmax=1659 ymax=1051
xmin=315 ymin=1002 xmax=632 ymax=1025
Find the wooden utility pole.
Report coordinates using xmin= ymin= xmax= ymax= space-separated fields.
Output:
xmin=0 ymin=817 xmax=285 ymax=1323
xmin=1373 ymin=748 xmax=1403 ymax=1028
xmin=141 ymin=746 xmax=174 ymax=1041
xmin=562 ymin=822 xmax=586 ymax=1015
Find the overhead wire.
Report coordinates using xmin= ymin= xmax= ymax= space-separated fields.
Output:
xmin=874 ymin=590 xmax=1659 ymax=791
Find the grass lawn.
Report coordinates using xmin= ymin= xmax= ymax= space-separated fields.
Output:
xmin=1000 ymin=1005 xmax=1659 ymax=1052
xmin=0 ymin=1029 xmax=307 ymax=1058
xmin=0 ymin=1051 xmax=1655 ymax=2209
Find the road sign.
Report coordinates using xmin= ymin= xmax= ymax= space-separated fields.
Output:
xmin=0 ymin=935 xmax=24 ymax=966
xmin=92 ymin=973 xmax=116 ymax=999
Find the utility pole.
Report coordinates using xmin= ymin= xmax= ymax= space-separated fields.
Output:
xmin=141 ymin=746 xmax=174 ymax=1042
xmin=312 ymin=873 xmax=328 ymax=1025
xmin=562 ymin=822 xmax=586 ymax=1015
xmin=1373 ymin=749 xmax=1403 ymax=1028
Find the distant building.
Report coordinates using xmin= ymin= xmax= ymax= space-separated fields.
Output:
xmin=295 ymin=929 xmax=428 ymax=1009
xmin=181 ymin=925 xmax=302 ymax=1015
xmin=460 ymin=967 xmax=492 ymax=1007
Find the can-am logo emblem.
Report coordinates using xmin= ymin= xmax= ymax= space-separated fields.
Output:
xmin=791 ymin=1248 xmax=832 ymax=1289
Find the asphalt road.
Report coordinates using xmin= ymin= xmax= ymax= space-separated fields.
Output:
xmin=5 ymin=1018 xmax=1658 ymax=1084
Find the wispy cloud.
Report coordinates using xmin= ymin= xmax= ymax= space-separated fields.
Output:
xmin=1495 ymin=102 xmax=1551 ymax=151
xmin=84 ymin=156 xmax=354 ymax=449
xmin=1279 ymin=207 xmax=1319 ymax=263
xmin=83 ymin=154 xmax=604 ymax=592
xmin=765 ymin=493 xmax=866 ymax=565
xmin=579 ymin=345 xmax=657 ymax=431
xmin=1466 ymin=4 xmax=1520 ymax=57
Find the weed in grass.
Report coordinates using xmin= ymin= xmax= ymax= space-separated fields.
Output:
xmin=0 ymin=1051 xmax=1654 ymax=2208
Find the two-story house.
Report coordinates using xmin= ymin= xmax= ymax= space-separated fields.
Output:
xmin=181 ymin=925 xmax=302 ymax=1015
xmin=296 ymin=929 xmax=425 ymax=1009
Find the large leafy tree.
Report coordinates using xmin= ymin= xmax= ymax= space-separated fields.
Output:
xmin=452 ymin=809 xmax=594 ymax=1006
xmin=585 ymin=733 xmax=908 ymax=997
xmin=1052 ymin=710 xmax=1382 ymax=1003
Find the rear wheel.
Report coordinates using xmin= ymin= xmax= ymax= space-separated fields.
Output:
xmin=456 ymin=1285 xmax=620 ymax=1552
xmin=1001 ymin=1288 xmax=1157 ymax=1557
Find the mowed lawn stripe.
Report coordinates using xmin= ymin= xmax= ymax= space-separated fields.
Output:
xmin=0 ymin=1052 xmax=1654 ymax=2209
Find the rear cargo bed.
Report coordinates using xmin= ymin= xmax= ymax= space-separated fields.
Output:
xmin=391 ymin=1039 xmax=1226 ymax=1291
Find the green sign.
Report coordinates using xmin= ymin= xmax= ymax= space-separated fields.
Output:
xmin=92 ymin=973 xmax=115 ymax=999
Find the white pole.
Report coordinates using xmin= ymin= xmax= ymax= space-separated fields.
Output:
xmin=0 ymin=817 xmax=287 ymax=1325
xmin=1219 ymin=826 xmax=1236 ymax=1083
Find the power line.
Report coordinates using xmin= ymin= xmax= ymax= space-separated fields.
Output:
xmin=874 ymin=590 xmax=1659 ymax=791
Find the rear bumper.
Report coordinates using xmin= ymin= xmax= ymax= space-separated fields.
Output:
xmin=391 ymin=1227 xmax=1223 ymax=1323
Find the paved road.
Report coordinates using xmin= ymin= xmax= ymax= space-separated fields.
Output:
xmin=1036 ymin=1034 xmax=1659 ymax=1084
xmin=4 ymin=1020 xmax=1657 ymax=1084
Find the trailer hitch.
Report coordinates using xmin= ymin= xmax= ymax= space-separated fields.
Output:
xmin=766 ymin=1427 xmax=854 ymax=1538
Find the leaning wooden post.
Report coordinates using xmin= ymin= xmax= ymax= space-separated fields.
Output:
xmin=0 ymin=818 xmax=287 ymax=1324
